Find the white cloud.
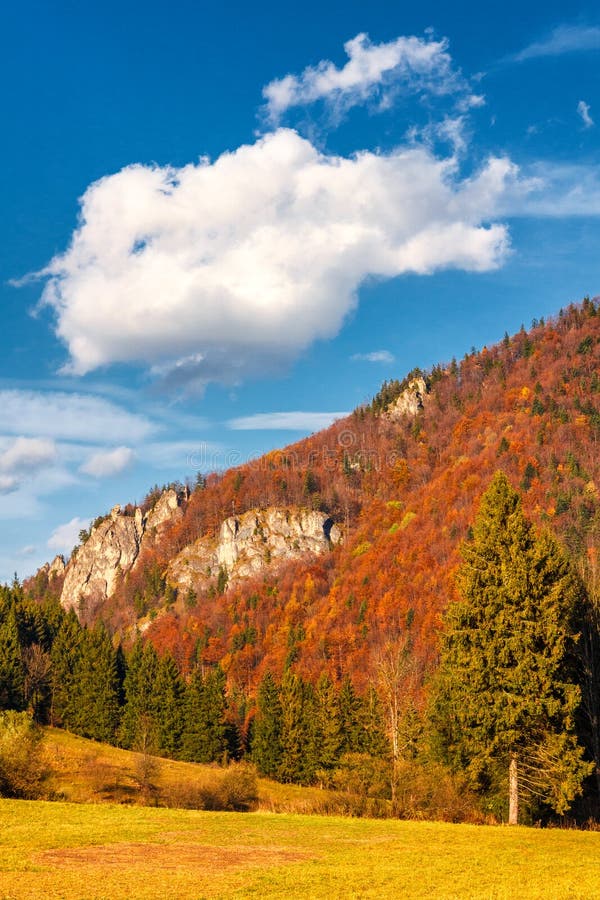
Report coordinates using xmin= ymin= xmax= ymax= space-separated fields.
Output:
xmin=351 ymin=350 xmax=395 ymax=364
xmin=0 ymin=474 xmax=20 ymax=495
xmin=0 ymin=437 xmax=56 ymax=474
xmin=0 ymin=437 xmax=58 ymax=494
xmin=512 ymin=25 xmax=600 ymax=62
xmin=499 ymin=161 xmax=600 ymax=217
xmin=37 ymin=130 xmax=513 ymax=389
xmin=80 ymin=445 xmax=135 ymax=478
xmin=142 ymin=440 xmax=223 ymax=471
xmin=577 ymin=100 xmax=594 ymax=129
xmin=17 ymin=545 xmax=36 ymax=557
xmin=47 ymin=516 xmax=90 ymax=553
xmin=0 ymin=390 xmax=155 ymax=443
xmin=228 ymin=411 xmax=349 ymax=431
xmin=262 ymin=33 xmax=479 ymax=123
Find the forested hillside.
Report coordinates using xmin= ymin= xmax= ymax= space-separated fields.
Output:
xmin=11 ymin=297 xmax=600 ymax=822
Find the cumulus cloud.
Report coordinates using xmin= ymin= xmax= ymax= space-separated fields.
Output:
xmin=228 ymin=411 xmax=349 ymax=431
xmin=80 ymin=446 xmax=136 ymax=478
xmin=262 ymin=33 xmax=481 ymax=123
xmin=47 ymin=517 xmax=90 ymax=553
xmin=38 ymin=129 xmax=513 ymax=389
xmin=0 ymin=390 xmax=155 ymax=443
xmin=578 ymin=100 xmax=594 ymax=129
xmin=512 ymin=25 xmax=600 ymax=62
xmin=351 ymin=350 xmax=395 ymax=364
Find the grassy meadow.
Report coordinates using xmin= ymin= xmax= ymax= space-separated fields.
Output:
xmin=0 ymin=728 xmax=598 ymax=899
xmin=1 ymin=798 xmax=600 ymax=899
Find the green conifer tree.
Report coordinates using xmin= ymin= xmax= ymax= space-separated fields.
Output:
xmin=73 ymin=625 xmax=120 ymax=742
xmin=49 ymin=610 xmax=82 ymax=728
xmin=278 ymin=670 xmax=308 ymax=783
xmin=338 ymin=676 xmax=363 ymax=754
xmin=0 ymin=606 xmax=25 ymax=711
xmin=430 ymin=471 xmax=591 ymax=823
xmin=153 ymin=653 xmax=185 ymax=758
xmin=251 ymin=670 xmax=283 ymax=778
xmin=181 ymin=665 xmax=228 ymax=763
xmin=180 ymin=667 xmax=205 ymax=762
xmin=119 ymin=639 xmax=159 ymax=751
xmin=315 ymin=672 xmax=343 ymax=771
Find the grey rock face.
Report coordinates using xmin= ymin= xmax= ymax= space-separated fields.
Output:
xmin=59 ymin=489 xmax=183 ymax=616
xmin=57 ymin=492 xmax=340 ymax=618
xmin=387 ymin=376 xmax=428 ymax=420
xmin=168 ymin=506 xmax=341 ymax=593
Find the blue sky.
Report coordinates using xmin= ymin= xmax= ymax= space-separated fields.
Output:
xmin=1 ymin=0 xmax=600 ymax=581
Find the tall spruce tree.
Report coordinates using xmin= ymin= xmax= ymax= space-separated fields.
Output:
xmin=120 ymin=639 xmax=159 ymax=751
xmin=153 ymin=653 xmax=185 ymax=758
xmin=73 ymin=624 xmax=120 ymax=742
xmin=338 ymin=676 xmax=364 ymax=755
xmin=278 ymin=670 xmax=308 ymax=783
xmin=251 ymin=670 xmax=283 ymax=778
xmin=49 ymin=610 xmax=83 ymax=728
xmin=315 ymin=672 xmax=343 ymax=772
xmin=0 ymin=606 xmax=24 ymax=711
xmin=181 ymin=665 xmax=228 ymax=763
xmin=430 ymin=471 xmax=591 ymax=823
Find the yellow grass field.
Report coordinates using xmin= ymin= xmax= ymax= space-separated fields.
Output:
xmin=1 ymin=728 xmax=599 ymax=899
xmin=1 ymin=798 xmax=600 ymax=899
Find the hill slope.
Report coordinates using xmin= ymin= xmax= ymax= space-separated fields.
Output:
xmin=30 ymin=298 xmax=600 ymax=695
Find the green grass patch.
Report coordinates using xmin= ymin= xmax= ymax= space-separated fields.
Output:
xmin=0 ymin=799 xmax=599 ymax=899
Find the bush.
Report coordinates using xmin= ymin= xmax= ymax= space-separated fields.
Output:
xmin=392 ymin=760 xmax=483 ymax=823
xmin=164 ymin=764 xmax=258 ymax=812
xmin=0 ymin=711 xmax=50 ymax=798
xmin=214 ymin=764 xmax=258 ymax=811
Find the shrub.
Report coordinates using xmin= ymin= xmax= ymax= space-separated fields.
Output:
xmin=215 ymin=764 xmax=258 ymax=811
xmin=164 ymin=764 xmax=258 ymax=812
xmin=0 ymin=711 xmax=50 ymax=798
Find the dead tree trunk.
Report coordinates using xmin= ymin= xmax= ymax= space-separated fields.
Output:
xmin=508 ymin=755 xmax=519 ymax=825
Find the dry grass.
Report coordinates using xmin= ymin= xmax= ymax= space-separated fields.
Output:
xmin=2 ymin=729 xmax=592 ymax=899
xmin=42 ymin=726 xmax=343 ymax=814
xmin=1 ymin=799 xmax=599 ymax=899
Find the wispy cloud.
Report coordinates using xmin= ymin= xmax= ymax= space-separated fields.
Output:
xmin=262 ymin=32 xmax=481 ymax=124
xmin=80 ymin=446 xmax=136 ymax=478
xmin=351 ymin=350 xmax=395 ymax=364
xmin=228 ymin=411 xmax=349 ymax=431
xmin=0 ymin=390 xmax=155 ymax=443
xmin=499 ymin=161 xmax=600 ymax=217
xmin=512 ymin=24 xmax=600 ymax=62
xmin=47 ymin=517 xmax=90 ymax=554
xmin=0 ymin=437 xmax=56 ymax=474
xmin=577 ymin=100 xmax=594 ymax=128
xmin=0 ymin=437 xmax=57 ymax=494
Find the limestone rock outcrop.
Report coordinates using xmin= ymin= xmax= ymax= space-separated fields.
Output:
xmin=59 ymin=489 xmax=184 ymax=617
xmin=48 ymin=555 xmax=66 ymax=579
xmin=387 ymin=376 xmax=428 ymax=420
xmin=56 ymin=492 xmax=340 ymax=620
xmin=168 ymin=506 xmax=341 ymax=593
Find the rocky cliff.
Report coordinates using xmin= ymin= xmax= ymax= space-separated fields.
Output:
xmin=168 ymin=506 xmax=342 ymax=593
xmin=386 ymin=376 xmax=428 ymax=419
xmin=60 ymin=489 xmax=184 ymax=616
xmin=57 ymin=490 xmax=341 ymax=620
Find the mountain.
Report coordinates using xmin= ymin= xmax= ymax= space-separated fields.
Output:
xmin=29 ymin=298 xmax=600 ymax=697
